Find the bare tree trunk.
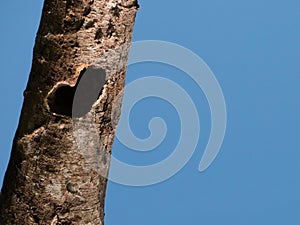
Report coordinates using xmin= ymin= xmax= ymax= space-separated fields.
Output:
xmin=0 ymin=0 xmax=138 ymax=224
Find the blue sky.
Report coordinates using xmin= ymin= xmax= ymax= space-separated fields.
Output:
xmin=1 ymin=0 xmax=300 ymax=224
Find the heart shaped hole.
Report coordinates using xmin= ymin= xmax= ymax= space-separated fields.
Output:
xmin=47 ymin=66 xmax=106 ymax=117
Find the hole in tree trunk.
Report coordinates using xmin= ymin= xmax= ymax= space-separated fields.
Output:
xmin=47 ymin=66 xmax=106 ymax=117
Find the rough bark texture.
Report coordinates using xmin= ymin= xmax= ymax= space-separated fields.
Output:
xmin=0 ymin=0 xmax=138 ymax=224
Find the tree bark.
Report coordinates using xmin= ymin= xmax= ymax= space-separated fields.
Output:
xmin=0 ymin=0 xmax=138 ymax=224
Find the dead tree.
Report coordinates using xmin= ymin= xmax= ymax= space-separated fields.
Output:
xmin=0 ymin=0 xmax=138 ymax=224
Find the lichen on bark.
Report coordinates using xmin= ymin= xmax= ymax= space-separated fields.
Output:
xmin=0 ymin=0 xmax=139 ymax=224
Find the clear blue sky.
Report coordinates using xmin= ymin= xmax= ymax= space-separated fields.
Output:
xmin=1 ymin=0 xmax=300 ymax=224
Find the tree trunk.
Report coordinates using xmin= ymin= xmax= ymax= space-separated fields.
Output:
xmin=0 ymin=0 xmax=138 ymax=224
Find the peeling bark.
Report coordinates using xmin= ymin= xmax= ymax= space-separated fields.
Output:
xmin=0 ymin=0 xmax=139 ymax=224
